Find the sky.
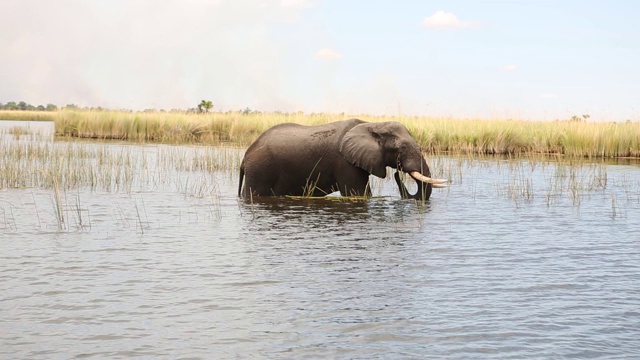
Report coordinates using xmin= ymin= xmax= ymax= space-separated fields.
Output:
xmin=1 ymin=0 xmax=639 ymax=121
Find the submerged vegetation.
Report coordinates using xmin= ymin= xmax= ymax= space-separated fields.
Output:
xmin=1 ymin=108 xmax=639 ymax=159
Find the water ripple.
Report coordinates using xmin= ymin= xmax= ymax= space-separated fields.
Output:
xmin=2 ymin=158 xmax=640 ymax=359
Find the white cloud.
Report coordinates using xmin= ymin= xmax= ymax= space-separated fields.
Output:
xmin=315 ymin=48 xmax=343 ymax=61
xmin=422 ymin=11 xmax=480 ymax=29
xmin=539 ymin=94 xmax=558 ymax=99
xmin=500 ymin=64 xmax=517 ymax=71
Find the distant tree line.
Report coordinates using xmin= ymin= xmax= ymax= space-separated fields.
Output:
xmin=0 ymin=101 xmax=59 ymax=111
xmin=2 ymin=99 xmax=285 ymax=116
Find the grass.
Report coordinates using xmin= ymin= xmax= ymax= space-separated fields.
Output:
xmin=1 ymin=125 xmax=637 ymax=230
xmin=0 ymin=138 xmax=243 ymax=193
xmin=480 ymin=155 xmax=638 ymax=214
xmin=2 ymin=109 xmax=639 ymax=159
xmin=402 ymin=117 xmax=640 ymax=159
xmin=51 ymin=109 xmax=344 ymax=145
xmin=0 ymin=110 xmax=56 ymax=122
xmin=0 ymin=134 xmax=237 ymax=231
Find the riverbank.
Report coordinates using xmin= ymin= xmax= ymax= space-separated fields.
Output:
xmin=1 ymin=109 xmax=639 ymax=158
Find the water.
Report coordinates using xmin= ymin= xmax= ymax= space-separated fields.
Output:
xmin=1 ymin=127 xmax=640 ymax=358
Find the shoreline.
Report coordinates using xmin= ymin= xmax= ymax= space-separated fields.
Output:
xmin=1 ymin=109 xmax=639 ymax=159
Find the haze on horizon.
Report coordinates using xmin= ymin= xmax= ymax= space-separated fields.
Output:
xmin=1 ymin=0 xmax=639 ymax=121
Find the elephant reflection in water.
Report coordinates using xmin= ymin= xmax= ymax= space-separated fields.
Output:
xmin=238 ymin=119 xmax=447 ymax=200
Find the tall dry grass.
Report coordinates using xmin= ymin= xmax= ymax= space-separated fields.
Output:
xmin=51 ymin=109 xmax=347 ymax=145
xmin=1 ymin=109 xmax=639 ymax=158
xmin=401 ymin=117 xmax=640 ymax=158
xmin=0 ymin=110 xmax=56 ymax=122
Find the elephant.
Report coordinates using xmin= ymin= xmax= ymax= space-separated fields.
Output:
xmin=238 ymin=119 xmax=447 ymax=200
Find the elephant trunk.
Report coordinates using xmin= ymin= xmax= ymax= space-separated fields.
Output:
xmin=394 ymin=157 xmax=447 ymax=201
xmin=395 ymin=171 xmax=432 ymax=201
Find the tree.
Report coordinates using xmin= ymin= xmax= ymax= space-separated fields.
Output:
xmin=46 ymin=104 xmax=58 ymax=111
xmin=197 ymin=100 xmax=213 ymax=113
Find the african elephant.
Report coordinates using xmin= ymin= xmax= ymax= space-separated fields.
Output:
xmin=238 ymin=119 xmax=447 ymax=200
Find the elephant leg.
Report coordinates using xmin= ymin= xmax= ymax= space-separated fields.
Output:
xmin=242 ymin=161 xmax=280 ymax=196
xmin=243 ymin=180 xmax=276 ymax=197
xmin=335 ymin=166 xmax=372 ymax=197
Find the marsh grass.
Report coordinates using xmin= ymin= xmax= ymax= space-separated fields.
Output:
xmin=2 ymin=113 xmax=638 ymax=219
xmin=1 ymin=132 xmax=637 ymax=231
xmin=48 ymin=110 xmax=347 ymax=145
xmin=0 ymin=137 xmax=239 ymax=231
xmin=482 ymin=155 xmax=639 ymax=216
xmin=403 ymin=117 xmax=640 ymax=159
xmin=8 ymin=126 xmax=32 ymax=139
xmin=3 ymin=109 xmax=638 ymax=158
xmin=0 ymin=139 xmax=242 ymax=194
xmin=0 ymin=110 xmax=56 ymax=122
xmin=0 ymin=201 xmax=18 ymax=231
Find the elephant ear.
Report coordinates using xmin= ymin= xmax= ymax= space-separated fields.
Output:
xmin=339 ymin=123 xmax=387 ymax=178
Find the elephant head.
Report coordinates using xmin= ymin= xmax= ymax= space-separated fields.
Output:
xmin=339 ymin=121 xmax=447 ymax=200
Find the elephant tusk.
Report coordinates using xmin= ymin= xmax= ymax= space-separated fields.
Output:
xmin=432 ymin=183 xmax=448 ymax=188
xmin=409 ymin=171 xmax=449 ymax=185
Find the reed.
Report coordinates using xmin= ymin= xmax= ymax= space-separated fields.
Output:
xmin=0 ymin=140 xmax=243 ymax=192
xmin=401 ymin=116 xmax=640 ymax=159
xmin=2 ymin=109 xmax=639 ymax=158
xmin=49 ymin=109 xmax=346 ymax=145
xmin=0 ymin=110 xmax=56 ymax=122
xmin=483 ymin=155 xmax=638 ymax=214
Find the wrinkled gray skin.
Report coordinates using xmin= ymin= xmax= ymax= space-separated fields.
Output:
xmin=238 ymin=119 xmax=434 ymax=200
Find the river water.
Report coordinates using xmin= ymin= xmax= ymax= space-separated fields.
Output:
xmin=1 ymin=122 xmax=640 ymax=359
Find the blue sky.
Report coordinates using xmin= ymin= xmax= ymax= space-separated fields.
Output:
xmin=1 ymin=0 xmax=638 ymax=120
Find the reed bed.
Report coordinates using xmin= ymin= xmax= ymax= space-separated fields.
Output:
xmin=0 ymin=139 xmax=243 ymax=194
xmin=0 ymin=133 xmax=237 ymax=231
xmin=458 ymin=155 xmax=639 ymax=214
xmin=50 ymin=110 xmax=346 ymax=145
xmin=1 ymin=129 xmax=638 ymax=229
xmin=0 ymin=110 xmax=56 ymax=122
xmin=402 ymin=117 xmax=640 ymax=159
xmin=2 ymin=109 xmax=639 ymax=158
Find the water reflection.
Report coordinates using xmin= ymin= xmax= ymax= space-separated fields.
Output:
xmin=241 ymin=196 xmax=432 ymax=236
xmin=236 ymin=196 xmax=436 ymax=322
